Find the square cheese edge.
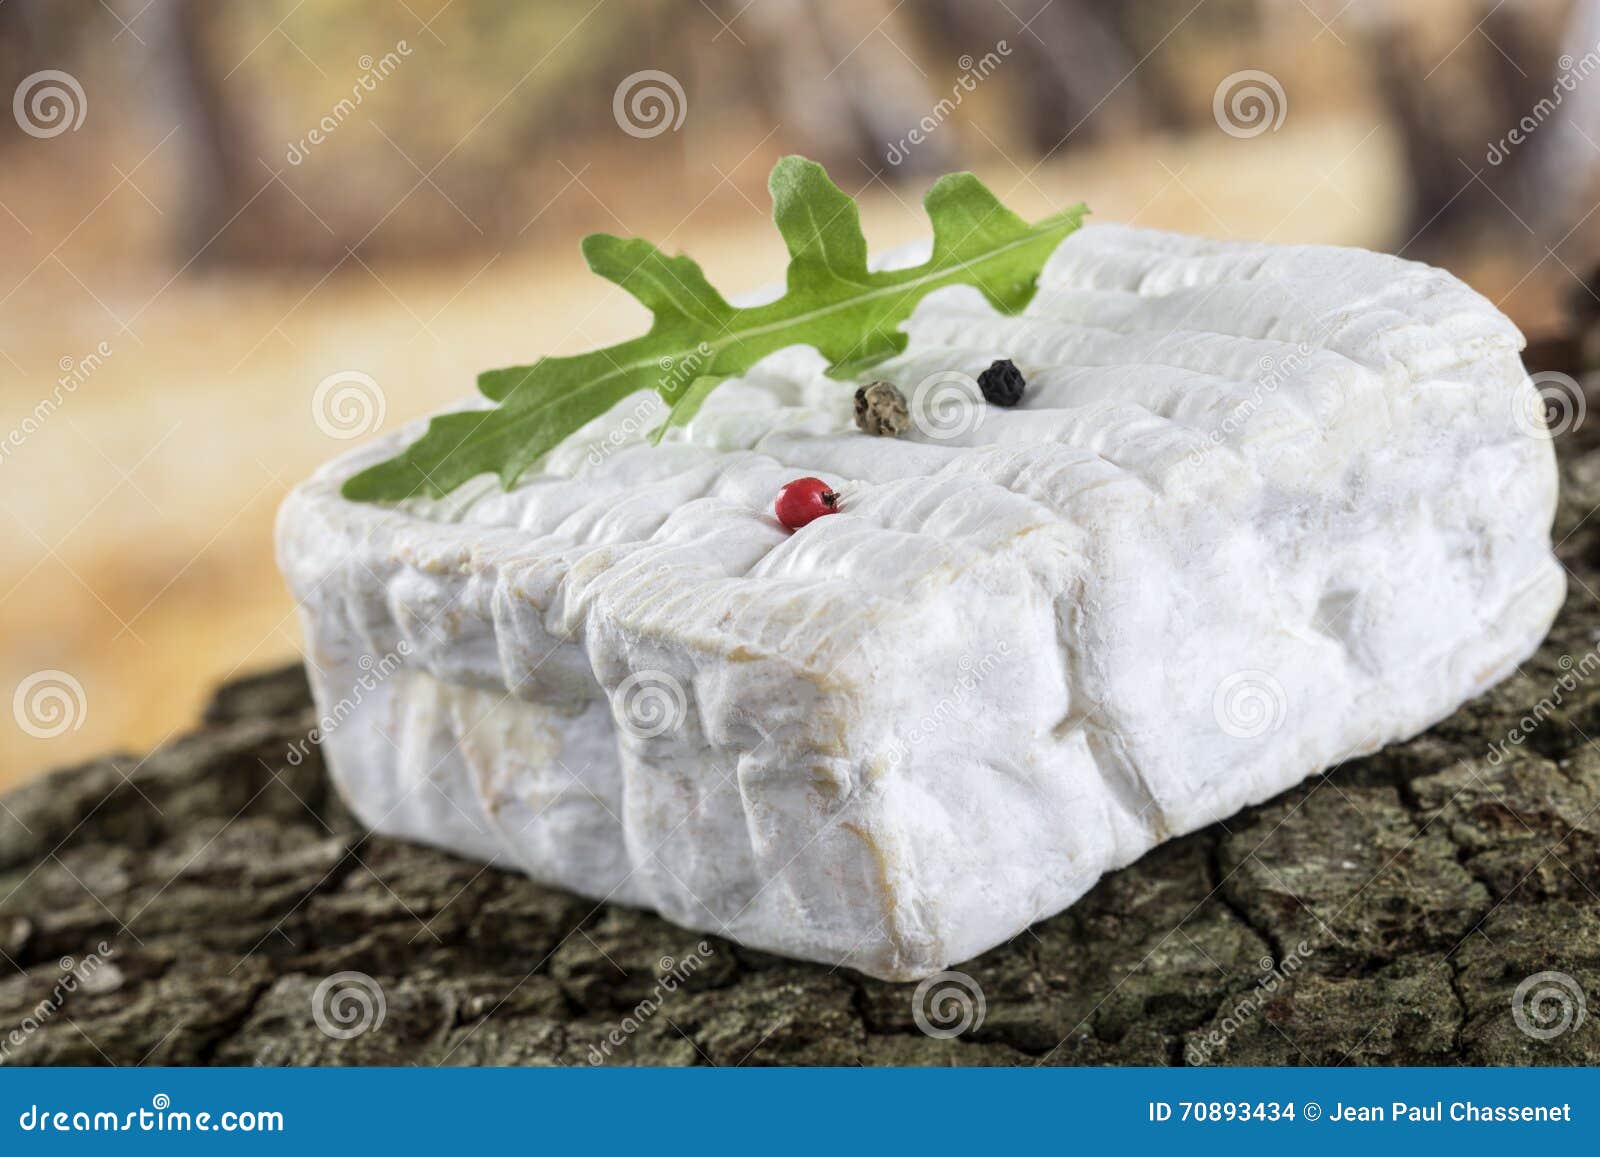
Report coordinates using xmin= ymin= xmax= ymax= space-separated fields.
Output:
xmin=277 ymin=223 xmax=1564 ymax=980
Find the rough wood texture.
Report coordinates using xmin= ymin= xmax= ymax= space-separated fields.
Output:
xmin=4 ymin=429 xmax=1600 ymax=1067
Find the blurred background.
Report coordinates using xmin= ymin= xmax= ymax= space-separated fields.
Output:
xmin=1 ymin=0 xmax=1597 ymax=790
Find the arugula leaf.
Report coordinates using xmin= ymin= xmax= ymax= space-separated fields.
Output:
xmin=651 ymin=375 xmax=727 ymax=445
xmin=342 ymin=156 xmax=1086 ymax=502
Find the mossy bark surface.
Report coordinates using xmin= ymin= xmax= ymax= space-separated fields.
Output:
xmin=4 ymin=437 xmax=1600 ymax=1067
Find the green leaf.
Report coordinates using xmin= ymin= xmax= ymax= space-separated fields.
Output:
xmin=651 ymin=375 xmax=727 ymax=444
xmin=343 ymin=156 xmax=1086 ymax=502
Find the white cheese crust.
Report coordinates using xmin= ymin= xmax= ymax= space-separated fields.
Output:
xmin=276 ymin=223 xmax=1563 ymax=980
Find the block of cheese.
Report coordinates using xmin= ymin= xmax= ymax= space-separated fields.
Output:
xmin=276 ymin=223 xmax=1563 ymax=981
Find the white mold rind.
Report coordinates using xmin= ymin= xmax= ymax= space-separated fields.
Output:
xmin=277 ymin=224 xmax=1563 ymax=980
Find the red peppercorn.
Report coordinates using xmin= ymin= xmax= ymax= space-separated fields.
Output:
xmin=774 ymin=477 xmax=840 ymax=529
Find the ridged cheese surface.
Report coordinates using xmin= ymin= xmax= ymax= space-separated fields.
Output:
xmin=278 ymin=224 xmax=1562 ymax=980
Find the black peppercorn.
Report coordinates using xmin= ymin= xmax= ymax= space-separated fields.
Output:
xmin=977 ymin=359 xmax=1026 ymax=407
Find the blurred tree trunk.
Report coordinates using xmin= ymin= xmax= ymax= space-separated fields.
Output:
xmin=1356 ymin=0 xmax=1588 ymax=258
xmin=923 ymin=0 xmax=1179 ymax=152
xmin=121 ymin=0 xmax=263 ymax=265
xmin=0 ymin=0 xmax=52 ymax=101
xmin=1366 ymin=29 xmax=1479 ymax=245
xmin=715 ymin=0 xmax=958 ymax=176
xmin=1521 ymin=0 xmax=1600 ymax=246
xmin=0 ymin=0 xmax=102 ymax=132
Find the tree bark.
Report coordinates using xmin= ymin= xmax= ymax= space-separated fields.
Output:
xmin=4 ymin=362 xmax=1600 ymax=1064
